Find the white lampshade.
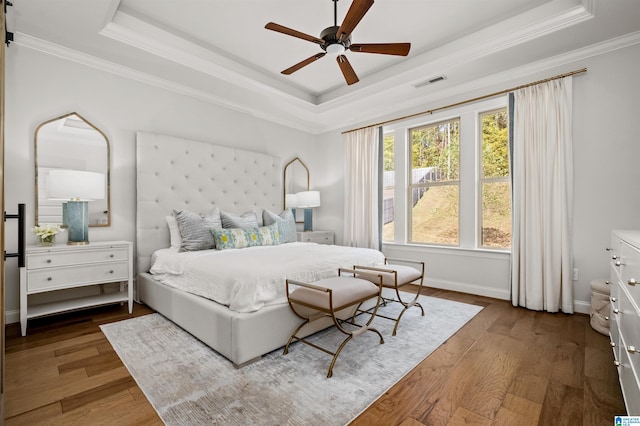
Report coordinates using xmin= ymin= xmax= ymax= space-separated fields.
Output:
xmin=296 ymin=190 xmax=321 ymax=208
xmin=48 ymin=169 xmax=106 ymax=201
xmin=285 ymin=193 xmax=298 ymax=209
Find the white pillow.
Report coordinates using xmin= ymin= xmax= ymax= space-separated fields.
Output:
xmin=166 ymin=215 xmax=181 ymax=249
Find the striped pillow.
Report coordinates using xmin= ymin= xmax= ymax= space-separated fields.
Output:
xmin=220 ymin=211 xmax=259 ymax=229
xmin=173 ymin=208 xmax=222 ymax=251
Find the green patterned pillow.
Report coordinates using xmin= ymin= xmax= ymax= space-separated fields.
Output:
xmin=211 ymin=223 xmax=282 ymax=250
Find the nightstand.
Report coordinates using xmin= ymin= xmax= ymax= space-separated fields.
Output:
xmin=297 ymin=230 xmax=334 ymax=245
xmin=19 ymin=240 xmax=133 ymax=336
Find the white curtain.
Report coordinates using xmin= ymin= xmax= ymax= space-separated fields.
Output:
xmin=511 ymin=76 xmax=574 ymax=313
xmin=343 ymin=127 xmax=380 ymax=249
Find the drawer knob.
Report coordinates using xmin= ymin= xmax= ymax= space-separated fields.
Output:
xmin=110 ymin=254 xmax=114 ymax=258
xmin=109 ymin=270 xmax=114 ymax=274
xmin=611 ymin=297 xmax=617 ymax=302
xmin=46 ymin=259 xmax=52 ymax=263
xmin=615 ymin=261 xmax=622 ymax=267
xmin=628 ymin=278 xmax=637 ymax=286
xmin=628 ymin=346 xmax=638 ymax=354
xmin=613 ymin=308 xmax=620 ymax=314
xmin=614 ymin=360 xmax=621 ymax=367
xmin=605 ymin=280 xmax=610 ymax=285
xmin=47 ymin=277 xmax=52 ymax=281
xmin=605 ymin=316 xmax=610 ymax=320
xmin=610 ymin=341 xmax=616 ymax=347
xmin=612 ymin=255 xmax=619 ymax=260
xmin=606 ymin=247 xmax=612 ymax=251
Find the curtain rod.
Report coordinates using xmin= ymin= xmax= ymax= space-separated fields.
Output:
xmin=342 ymin=67 xmax=587 ymax=134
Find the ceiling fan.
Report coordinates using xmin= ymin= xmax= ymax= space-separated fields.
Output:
xmin=265 ymin=0 xmax=411 ymax=86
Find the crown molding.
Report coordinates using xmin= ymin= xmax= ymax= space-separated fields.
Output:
xmin=12 ymin=26 xmax=640 ymax=135
xmin=326 ymin=29 xmax=640 ymax=134
xmin=100 ymin=10 xmax=318 ymax=107
xmin=13 ymin=33 xmax=324 ymax=134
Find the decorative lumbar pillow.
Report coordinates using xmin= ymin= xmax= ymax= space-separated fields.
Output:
xmin=212 ymin=223 xmax=281 ymax=250
xmin=262 ymin=209 xmax=296 ymax=243
xmin=220 ymin=210 xmax=259 ymax=229
xmin=165 ymin=215 xmax=182 ymax=249
xmin=173 ymin=208 xmax=222 ymax=251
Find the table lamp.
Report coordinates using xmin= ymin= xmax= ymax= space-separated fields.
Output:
xmin=295 ymin=190 xmax=321 ymax=232
xmin=48 ymin=169 xmax=105 ymax=245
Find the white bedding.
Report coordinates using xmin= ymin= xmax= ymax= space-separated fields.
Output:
xmin=149 ymin=242 xmax=385 ymax=313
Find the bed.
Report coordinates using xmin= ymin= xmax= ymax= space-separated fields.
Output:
xmin=135 ymin=132 xmax=384 ymax=366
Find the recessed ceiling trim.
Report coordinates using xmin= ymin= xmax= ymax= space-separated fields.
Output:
xmin=100 ymin=10 xmax=319 ymax=107
xmin=13 ymin=27 xmax=640 ymax=135
xmin=13 ymin=32 xmax=325 ymax=134
xmin=328 ymin=29 xmax=640 ymax=134
xmin=315 ymin=0 xmax=594 ymax=108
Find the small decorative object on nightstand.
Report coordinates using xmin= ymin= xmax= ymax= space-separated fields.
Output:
xmin=297 ymin=230 xmax=334 ymax=245
xmin=19 ymin=240 xmax=133 ymax=336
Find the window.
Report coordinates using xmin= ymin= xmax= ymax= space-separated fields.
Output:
xmin=409 ymin=119 xmax=460 ymax=245
xmin=479 ymin=109 xmax=511 ymax=248
xmin=382 ymin=133 xmax=395 ymax=241
xmin=382 ymin=98 xmax=510 ymax=250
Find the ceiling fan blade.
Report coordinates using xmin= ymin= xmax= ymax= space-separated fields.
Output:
xmin=336 ymin=55 xmax=359 ymax=85
xmin=337 ymin=0 xmax=375 ymax=41
xmin=265 ymin=22 xmax=324 ymax=45
xmin=281 ymin=53 xmax=326 ymax=75
xmin=350 ymin=43 xmax=411 ymax=56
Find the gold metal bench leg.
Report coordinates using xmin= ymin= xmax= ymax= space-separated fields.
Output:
xmin=283 ymin=319 xmax=310 ymax=355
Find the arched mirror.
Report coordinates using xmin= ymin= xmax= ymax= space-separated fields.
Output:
xmin=283 ymin=157 xmax=309 ymax=223
xmin=35 ymin=112 xmax=110 ymax=227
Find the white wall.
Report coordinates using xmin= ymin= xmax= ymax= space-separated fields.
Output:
xmin=3 ymin=45 xmax=318 ymax=320
xmin=318 ymin=42 xmax=640 ymax=312
xmin=5 ymin=39 xmax=640 ymax=320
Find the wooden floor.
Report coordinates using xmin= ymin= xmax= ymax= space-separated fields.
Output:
xmin=4 ymin=288 xmax=626 ymax=425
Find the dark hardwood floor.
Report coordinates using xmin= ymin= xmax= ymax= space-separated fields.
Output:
xmin=4 ymin=288 xmax=626 ymax=425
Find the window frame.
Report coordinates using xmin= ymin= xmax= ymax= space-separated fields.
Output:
xmin=407 ymin=118 xmax=461 ymax=246
xmin=477 ymin=107 xmax=511 ymax=250
xmin=382 ymin=96 xmax=509 ymax=252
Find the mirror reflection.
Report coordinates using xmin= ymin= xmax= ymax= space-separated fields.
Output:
xmin=283 ymin=157 xmax=310 ymax=223
xmin=35 ymin=112 xmax=110 ymax=227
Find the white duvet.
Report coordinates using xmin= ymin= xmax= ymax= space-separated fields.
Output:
xmin=149 ymin=242 xmax=385 ymax=313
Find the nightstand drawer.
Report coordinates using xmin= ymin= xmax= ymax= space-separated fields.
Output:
xmin=27 ymin=246 xmax=129 ymax=270
xmin=27 ymin=262 xmax=129 ymax=293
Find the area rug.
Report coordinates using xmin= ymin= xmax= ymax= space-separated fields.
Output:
xmin=101 ymin=295 xmax=483 ymax=425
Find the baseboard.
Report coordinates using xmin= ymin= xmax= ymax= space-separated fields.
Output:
xmin=5 ymin=309 xmax=19 ymax=325
xmin=426 ymin=278 xmax=591 ymax=315
xmin=426 ymin=278 xmax=511 ymax=301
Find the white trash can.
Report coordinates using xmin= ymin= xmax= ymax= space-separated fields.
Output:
xmin=590 ymin=279 xmax=610 ymax=335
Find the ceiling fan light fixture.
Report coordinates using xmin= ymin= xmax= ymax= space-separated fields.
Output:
xmin=326 ymin=43 xmax=346 ymax=55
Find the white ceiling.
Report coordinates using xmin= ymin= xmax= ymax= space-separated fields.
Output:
xmin=8 ymin=0 xmax=640 ymax=133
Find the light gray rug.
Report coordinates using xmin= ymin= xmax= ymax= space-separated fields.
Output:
xmin=101 ymin=295 xmax=483 ymax=425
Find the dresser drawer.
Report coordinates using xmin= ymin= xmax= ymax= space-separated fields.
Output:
xmin=27 ymin=246 xmax=129 ymax=270
xmin=621 ymin=240 xmax=640 ymax=309
xmin=27 ymin=262 xmax=129 ymax=293
xmin=619 ymin=286 xmax=640 ymax=377
xmin=619 ymin=340 xmax=640 ymax=415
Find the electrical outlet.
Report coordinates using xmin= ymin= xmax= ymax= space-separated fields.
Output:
xmin=572 ymin=268 xmax=579 ymax=281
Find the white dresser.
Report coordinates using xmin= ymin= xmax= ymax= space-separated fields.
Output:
xmin=609 ymin=230 xmax=640 ymax=414
xmin=297 ymin=230 xmax=334 ymax=245
xmin=19 ymin=240 xmax=133 ymax=336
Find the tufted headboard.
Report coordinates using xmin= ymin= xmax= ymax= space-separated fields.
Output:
xmin=136 ymin=132 xmax=281 ymax=273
